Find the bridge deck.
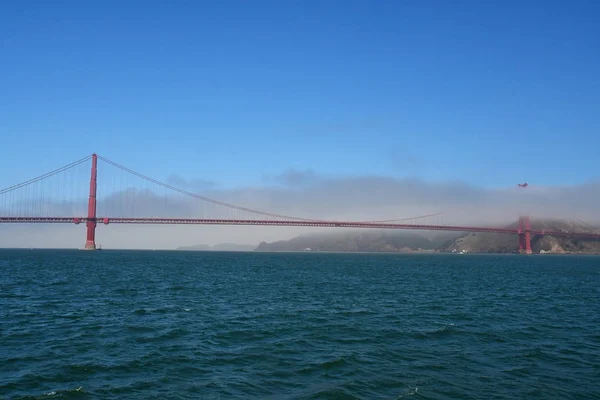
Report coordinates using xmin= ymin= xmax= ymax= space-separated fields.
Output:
xmin=1 ymin=217 xmax=599 ymax=240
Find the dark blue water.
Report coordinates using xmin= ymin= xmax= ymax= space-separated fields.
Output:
xmin=1 ymin=250 xmax=599 ymax=399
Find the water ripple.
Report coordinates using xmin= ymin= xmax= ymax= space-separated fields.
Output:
xmin=1 ymin=250 xmax=599 ymax=399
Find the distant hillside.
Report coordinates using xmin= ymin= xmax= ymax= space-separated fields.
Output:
xmin=255 ymin=230 xmax=460 ymax=253
xmin=177 ymin=243 xmax=256 ymax=251
xmin=254 ymin=219 xmax=600 ymax=254
xmin=439 ymin=219 xmax=600 ymax=254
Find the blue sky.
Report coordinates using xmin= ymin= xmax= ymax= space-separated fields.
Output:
xmin=1 ymin=0 xmax=599 ymax=190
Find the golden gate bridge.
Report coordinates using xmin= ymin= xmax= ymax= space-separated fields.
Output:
xmin=1 ymin=154 xmax=599 ymax=254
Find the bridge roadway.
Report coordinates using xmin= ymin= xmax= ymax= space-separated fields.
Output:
xmin=1 ymin=217 xmax=600 ymax=240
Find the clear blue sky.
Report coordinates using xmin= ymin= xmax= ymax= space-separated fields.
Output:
xmin=1 ymin=0 xmax=599 ymax=189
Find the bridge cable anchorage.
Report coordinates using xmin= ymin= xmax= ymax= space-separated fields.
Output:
xmin=96 ymin=155 xmax=441 ymax=223
xmin=0 ymin=155 xmax=93 ymax=195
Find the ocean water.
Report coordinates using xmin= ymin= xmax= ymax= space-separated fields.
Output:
xmin=1 ymin=250 xmax=599 ymax=399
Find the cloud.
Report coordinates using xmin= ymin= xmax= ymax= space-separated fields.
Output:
xmin=262 ymin=168 xmax=320 ymax=187
xmin=166 ymin=174 xmax=215 ymax=191
xmin=1 ymin=169 xmax=599 ymax=249
xmin=219 ymin=177 xmax=600 ymax=224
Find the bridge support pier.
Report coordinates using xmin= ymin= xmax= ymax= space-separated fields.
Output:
xmin=84 ymin=154 xmax=98 ymax=250
xmin=518 ymin=216 xmax=532 ymax=254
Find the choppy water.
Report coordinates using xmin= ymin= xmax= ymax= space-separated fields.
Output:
xmin=1 ymin=250 xmax=599 ymax=399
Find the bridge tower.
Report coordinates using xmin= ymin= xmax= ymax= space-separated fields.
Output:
xmin=518 ymin=215 xmax=532 ymax=254
xmin=84 ymin=154 xmax=98 ymax=250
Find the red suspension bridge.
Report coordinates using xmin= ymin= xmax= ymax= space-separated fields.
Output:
xmin=1 ymin=154 xmax=599 ymax=254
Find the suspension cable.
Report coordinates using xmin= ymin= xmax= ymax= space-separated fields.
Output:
xmin=0 ymin=155 xmax=92 ymax=195
xmin=97 ymin=155 xmax=443 ymax=223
